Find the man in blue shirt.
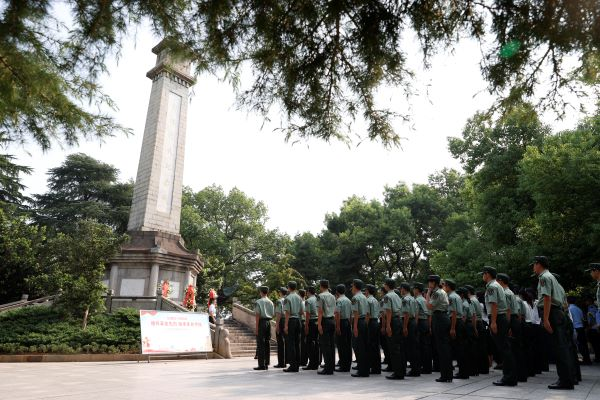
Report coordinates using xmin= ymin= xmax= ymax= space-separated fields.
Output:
xmin=568 ymin=297 xmax=591 ymax=365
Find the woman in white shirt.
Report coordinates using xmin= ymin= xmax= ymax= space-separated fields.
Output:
xmin=209 ymin=299 xmax=217 ymax=324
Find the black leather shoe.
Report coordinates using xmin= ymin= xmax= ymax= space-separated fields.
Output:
xmin=253 ymin=366 xmax=268 ymax=370
xmin=453 ymin=374 xmax=469 ymax=379
xmin=335 ymin=368 xmax=350 ymax=372
xmin=283 ymin=368 xmax=299 ymax=373
xmin=548 ymin=383 xmax=574 ymax=390
xmin=273 ymin=364 xmax=285 ymax=368
xmin=386 ymin=373 xmax=404 ymax=380
xmin=435 ymin=378 xmax=452 ymax=383
xmin=493 ymin=380 xmax=516 ymax=386
xmin=317 ymin=370 xmax=333 ymax=375
xmin=302 ymin=366 xmax=318 ymax=370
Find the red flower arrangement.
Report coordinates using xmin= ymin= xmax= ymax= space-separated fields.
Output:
xmin=183 ymin=284 xmax=197 ymax=310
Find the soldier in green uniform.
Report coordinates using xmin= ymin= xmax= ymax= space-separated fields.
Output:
xmin=254 ymin=286 xmax=274 ymax=370
xmin=465 ymin=284 xmax=488 ymax=375
xmin=350 ymin=279 xmax=370 ymax=377
xmin=413 ymin=282 xmax=432 ymax=374
xmin=426 ymin=275 xmax=452 ymax=382
xmin=298 ymin=289 xmax=308 ymax=367
xmin=533 ymin=256 xmax=575 ymax=389
xmin=365 ymin=284 xmax=381 ymax=374
xmin=383 ymin=278 xmax=405 ymax=380
xmin=444 ymin=279 xmax=467 ymax=379
xmin=497 ymin=273 xmax=527 ymax=383
xmin=458 ymin=287 xmax=476 ymax=377
xmin=317 ymin=279 xmax=336 ymax=375
xmin=481 ymin=266 xmax=517 ymax=386
xmin=274 ymin=287 xmax=288 ymax=368
xmin=400 ymin=282 xmax=420 ymax=376
xmin=283 ymin=281 xmax=303 ymax=372
xmin=335 ymin=284 xmax=352 ymax=372
xmin=303 ymin=286 xmax=320 ymax=370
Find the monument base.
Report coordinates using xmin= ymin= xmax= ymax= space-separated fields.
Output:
xmin=107 ymin=231 xmax=203 ymax=302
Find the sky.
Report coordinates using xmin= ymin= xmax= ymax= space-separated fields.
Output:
xmin=10 ymin=22 xmax=587 ymax=236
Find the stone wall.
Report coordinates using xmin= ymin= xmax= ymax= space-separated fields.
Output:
xmin=232 ymin=302 xmax=276 ymax=339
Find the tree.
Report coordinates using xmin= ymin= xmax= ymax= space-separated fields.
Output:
xmin=519 ymin=114 xmax=600 ymax=285
xmin=34 ymin=153 xmax=133 ymax=234
xmin=0 ymin=208 xmax=45 ymax=303
xmin=28 ymin=220 xmax=127 ymax=328
xmin=0 ymin=134 xmax=31 ymax=210
xmin=180 ymin=185 xmax=297 ymax=305
xmin=2 ymin=1 xmax=598 ymax=150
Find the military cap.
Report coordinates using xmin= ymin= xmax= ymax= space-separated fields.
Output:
xmin=427 ymin=275 xmax=441 ymax=284
xmin=479 ymin=266 xmax=497 ymax=278
xmin=287 ymin=281 xmax=297 ymax=290
xmin=497 ymin=273 xmax=510 ymax=284
xmin=384 ymin=278 xmax=396 ymax=289
xmin=464 ymin=284 xmax=474 ymax=293
xmin=365 ymin=284 xmax=377 ymax=294
xmin=352 ymin=279 xmax=364 ymax=290
xmin=259 ymin=286 xmax=269 ymax=293
xmin=335 ymin=284 xmax=346 ymax=294
xmin=320 ymin=279 xmax=330 ymax=288
xmin=413 ymin=282 xmax=424 ymax=292
xmin=585 ymin=263 xmax=600 ymax=272
xmin=278 ymin=287 xmax=288 ymax=295
xmin=399 ymin=282 xmax=411 ymax=291
xmin=443 ymin=278 xmax=457 ymax=290
xmin=532 ymin=256 xmax=549 ymax=268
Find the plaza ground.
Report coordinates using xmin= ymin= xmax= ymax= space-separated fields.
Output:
xmin=2 ymin=357 xmax=600 ymax=400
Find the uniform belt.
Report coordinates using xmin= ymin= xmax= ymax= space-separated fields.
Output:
xmin=322 ymin=317 xmax=334 ymax=319
xmin=289 ymin=316 xmax=300 ymax=319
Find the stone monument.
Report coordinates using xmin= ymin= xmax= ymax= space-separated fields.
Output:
xmin=107 ymin=40 xmax=202 ymax=303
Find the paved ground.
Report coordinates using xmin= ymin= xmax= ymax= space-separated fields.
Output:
xmin=2 ymin=357 xmax=600 ymax=400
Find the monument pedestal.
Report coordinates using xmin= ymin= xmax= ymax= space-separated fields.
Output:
xmin=109 ymin=231 xmax=202 ymax=301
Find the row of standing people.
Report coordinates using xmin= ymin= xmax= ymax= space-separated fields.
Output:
xmin=253 ymin=257 xmax=597 ymax=391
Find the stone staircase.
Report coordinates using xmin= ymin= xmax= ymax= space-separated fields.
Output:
xmin=223 ymin=319 xmax=276 ymax=358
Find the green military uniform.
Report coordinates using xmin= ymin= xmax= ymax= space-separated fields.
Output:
xmin=462 ymin=295 xmax=476 ymax=377
xmin=317 ymin=287 xmax=336 ymax=374
xmin=255 ymin=294 xmax=274 ymax=368
xmin=402 ymin=290 xmax=420 ymax=376
xmin=384 ymin=287 xmax=405 ymax=378
xmin=366 ymin=289 xmax=381 ymax=374
xmin=284 ymin=289 xmax=303 ymax=371
xmin=502 ymin=281 xmax=527 ymax=383
xmin=466 ymin=286 xmax=488 ymax=375
xmin=415 ymin=291 xmax=432 ymax=374
xmin=485 ymin=277 xmax=516 ymax=385
xmin=275 ymin=296 xmax=287 ymax=367
xmin=428 ymin=278 xmax=452 ymax=381
xmin=351 ymin=287 xmax=370 ymax=376
xmin=305 ymin=293 xmax=320 ymax=369
xmin=447 ymin=287 xmax=467 ymax=379
xmin=335 ymin=293 xmax=353 ymax=371
xmin=537 ymin=269 xmax=576 ymax=387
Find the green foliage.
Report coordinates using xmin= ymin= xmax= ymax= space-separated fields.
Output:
xmin=180 ymin=185 xmax=298 ymax=305
xmin=27 ymin=220 xmax=127 ymax=324
xmin=34 ymin=153 xmax=133 ymax=234
xmin=0 ymin=307 xmax=140 ymax=354
xmin=0 ymin=208 xmax=46 ymax=303
xmin=1 ymin=1 xmax=598 ymax=150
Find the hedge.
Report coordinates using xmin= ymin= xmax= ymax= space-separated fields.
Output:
xmin=0 ymin=306 xmax=141 ymax=354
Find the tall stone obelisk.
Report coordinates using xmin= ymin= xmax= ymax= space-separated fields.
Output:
xmin=107 ymin=41 xmax=202 ymax=304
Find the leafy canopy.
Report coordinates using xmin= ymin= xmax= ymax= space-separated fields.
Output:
xmin=1 ymin=1 xmax=599 ymax=150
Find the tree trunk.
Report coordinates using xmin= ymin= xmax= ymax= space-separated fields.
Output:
xmin=82 ymin=305 xmax=90 ymax=330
